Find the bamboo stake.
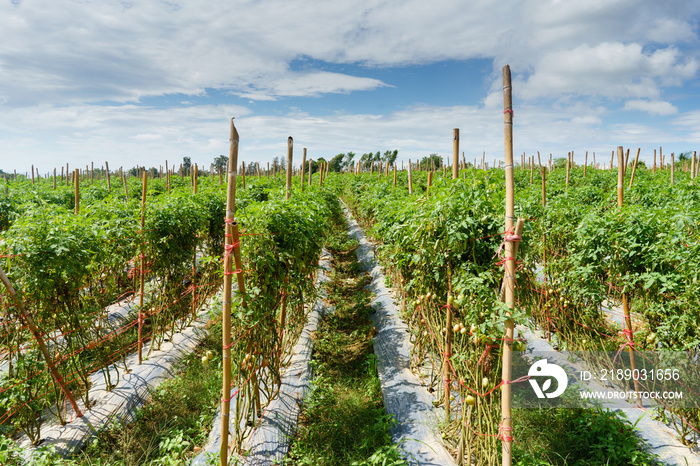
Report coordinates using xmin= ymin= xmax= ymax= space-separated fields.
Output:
xmin=105 ymin=161 xmax=111 ymax=191
xmin=653 ymin=150 xmax=657 ymax=174
xmin=499 ymin=218 xmax=525 ymax=301
xmin=0 ymin=266 xmax=83 ymax=418
xmin=453 ymin=129 xmax=459 ymax=179
xmin=565 ymin=158 xmax=570 ymax=189
xmin=500 ymin=65 xmax=516 ymax=466
xmin=407 ymin=159 xmax=413 ymax=194
xmin=617 ymin=146 xmax=641 ymax=404
xmin=31 ymin=164 xmax=34 ymax=184
xmin=221 ymin=118 xmax=246 ymax=465
xmin=301 ymin=148 xmax=307 ymax=191
xmin=427 ymin=170 xmax=433 ymax=196
xmin=122 ymin=172 xmax=129 ymax=201
xmin=671 ymin=153 xmax=675 ymax=184
xmin=541 ymin=166 xmax=549 ymax=342
xmin=692 ymin=151 xmax=697 ymax=180
xmin=393 ymin=164 xmax=397 ymax=186
xmin=584 ymin=151 xmax=588 ymax=178
xmin=242 ymin=162 xmax=246 ymax=189
xmin=529 ymin=156 xmax=533 ymax=184
xmin=74 ymin=169 xmax=80 ymax=215
xmin=286 ymin=137 xmax=293 ymax=200
xmin=193 ymin=164 xmax=199 ymax=193
xmin=629 ymin=148 xmax=641 ymax=189
xmin=53 ymin=168 xmax=56 ymax=190
xmin=444 ymin=266 xmax=453 ymax=423
xmin=138 ymin=170 xmax=147 ymax=365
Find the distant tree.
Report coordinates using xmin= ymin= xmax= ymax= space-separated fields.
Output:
xmin=383 ymin=149 xmax=398 ymax=166
xmin=213 ymin=154 xmax=228 ymax=171
xmin=344 ymin=152 xmax=356 ymax=168
xmin=328 ymin=153 xmax=345 ymax=173
xmin=678 ymin=152 xmax=692 ymax=162
xmin=148 ymin=167 xmax=158 ymax=178
xmin=359 ymin=152 xmax=373 ymax=170
xmin=552 ymin=157 xmax=568 ymax=169
xmin=419 ymin=153 xmax=442 ymax=170
xmin=182 ymin=156 xmax=192 ymax=175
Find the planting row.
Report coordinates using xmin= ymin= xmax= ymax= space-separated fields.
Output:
xmin=0 ymin=173 xmax=337 ymax=453
xmin=330 ymin=162 xmax=700 ymax=464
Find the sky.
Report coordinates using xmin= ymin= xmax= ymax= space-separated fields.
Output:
xmin=1 ymin=0 xmax=700 ymax=174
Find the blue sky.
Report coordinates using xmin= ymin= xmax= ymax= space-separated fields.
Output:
xmin=1 ymin=0 xmax=700 ymax=174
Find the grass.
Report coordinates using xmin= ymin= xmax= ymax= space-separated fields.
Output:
xmin=513 ymin=405 xmax=661 ymax=466
xmin=285 ymin=207 xmax=406 ymax=466
xmin=74 ymin=316 xmax=224 ymax=466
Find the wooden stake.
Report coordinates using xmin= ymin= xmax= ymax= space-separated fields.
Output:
xmin=193 ymin=164 xmax=198 ymax=194
xmin=301 ymin=148 xmax=307 ymax=191
xmin=74 ymin=169 xmax=80 ymax=215
xmin=565 ymin=158 xmax=570 ymax=189
xmin=221 ymin=119 xmax=246 ymax=465
xmin=452 ymin=129 xmax=459 ymax=180
xmin=501 ymin=65 xmax=516 ymax=466
xmin=617 ymin=146 xmax=641 ymax=404
xmin=444 ymin=266 xmax=453 ymax=423
xmin=407 ymin=159 xmax=413 ymax=194
xmin=242 ymin=162 xmax=246 ymax=189
xmin=692 ymin=151 xmax=697 ymax=180
xmin=138 ymin=170 xmax=147 ymax=365
xmin=629 ymin=148 xmax=640 ymax=189
xmin=0 ymin=266 xmax=83 ymax=418
xmin=653 ymin=149 xmax=657 ymax=174
xmin=53 ymin=168 xmax=56 ymax=190
xmin=671 ymin=153 xmax=675 ymax=184
xmin=393 ymin=164 xmax=397 ymax=186
xmin=106 ymin=161 xmax=111 ymax=191
xmin=584 ymin=151 xmax=588 ymax=178
xmin=31 ymin=164 xmax=34 ymax=184
xmin=286 ymin=137 xmax=293 ymax=200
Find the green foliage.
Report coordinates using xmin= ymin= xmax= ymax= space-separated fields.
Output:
xmin=513 ymin=407 xmax=659 ymax=466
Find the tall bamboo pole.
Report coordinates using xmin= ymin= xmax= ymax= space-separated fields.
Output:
xmin=444 ymin=266 xmax=453 ymax=423
xmin=671 ymin=153 xmax=675 ymax=184
xmin=0 ymin=266 xmax=83 ymax=418
xmin=500 ymin=65 xmax=516 ymax=466
xmin=106 ymin=161 xmax=111 ymax=191
xmin=53 ymin=168 xmax=56 ymax=190
xmin=629 ymin=148 xmax=641 ymax=189
xmin=584 ymin=151 xmax=588 ymax=178
xmin=453 ymin=129 xmax=459 ymax=179
xmin=286 ymin=137 xmax=293 ymax=200
xmin=242 ymin=162 xmax=246 ymax=189
xmin=138 ymin=170 xmax=147 ymax=365
xmin=301 ymin=148 xmax=307 ymax=191
xmin=407 ymin=159 xmax=413 ymax=194
xmin=74 ymin=169 xmax=80 ymax=215
xmin=221 ymin=118 xmax=246 ymax=465
xmin=617 ymin=146 xmax=641 ymax=404
xmin=692 ymin=151 xmax=697 ymax=180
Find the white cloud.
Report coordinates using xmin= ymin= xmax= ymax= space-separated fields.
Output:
xmin=1 ymin=0 xmax=699 ymax=173
xmin=518 ymin=43 xmax=698 ymax=100
xmin=623 ymin=99 xmax=678 ymax=115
